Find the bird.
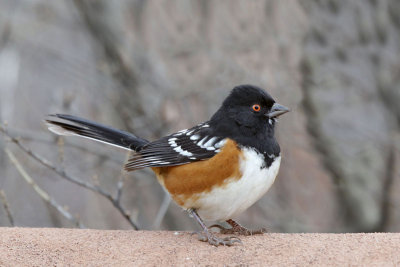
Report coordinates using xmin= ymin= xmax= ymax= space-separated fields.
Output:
xmin=45 ymin=84 xmax=289 ymax=246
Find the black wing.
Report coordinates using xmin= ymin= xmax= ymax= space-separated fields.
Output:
xmin=125 ymin=122 xmax=227 ymax=171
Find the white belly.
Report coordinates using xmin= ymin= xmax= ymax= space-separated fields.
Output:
xmin=194 ymin=148 xmax=281 ymax=221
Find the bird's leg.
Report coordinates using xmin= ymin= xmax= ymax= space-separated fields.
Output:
xmin=210 ymin=219 xmax=267 ymax=236
xmin=187 ymin=209 xmax=242 ymax=246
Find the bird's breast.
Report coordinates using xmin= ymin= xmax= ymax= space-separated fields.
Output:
xmin=153 ymin=140 xmax=281 ymax=221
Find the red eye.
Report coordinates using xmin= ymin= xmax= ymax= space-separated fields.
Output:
xmin=252 ymin=104 xmax=261 ymax=112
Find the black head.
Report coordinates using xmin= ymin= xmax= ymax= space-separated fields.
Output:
xmin=210 ymin=85 xmax=289 ymax=139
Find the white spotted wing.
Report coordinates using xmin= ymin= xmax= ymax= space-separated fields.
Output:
xmin=125 ymin=122 xmax=226 ymax=171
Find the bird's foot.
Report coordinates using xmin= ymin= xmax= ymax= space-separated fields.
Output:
xmin=191 ymin=231 xmax=242 ymax=247
xmin=210 ymin=219 xmax=267 ymax=236
xmin=187 ymin=209 xmax=241 ymax=246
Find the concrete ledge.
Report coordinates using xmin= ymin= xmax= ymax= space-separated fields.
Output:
xmin=0 ymin=228 xmax=399 ymax=266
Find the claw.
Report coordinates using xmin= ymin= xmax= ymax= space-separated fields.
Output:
xmin=230 ymin=238 xmax=243 ymax=245
xmin=212 ymin=220 xmax=268 ymax=236
xmin=194 ymin=231 xmax=241 ymax=246
xmin=228 ymin=236 xmax=241 ymax=241
xmin=225 ymin=237 xmax=242 ymax=246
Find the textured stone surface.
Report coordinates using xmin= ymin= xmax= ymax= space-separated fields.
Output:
xmin=1 ymin=228 xmax=400 ymax=266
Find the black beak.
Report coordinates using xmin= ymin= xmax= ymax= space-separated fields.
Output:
xmin=266 ymin=103 xmax=290 ymax=118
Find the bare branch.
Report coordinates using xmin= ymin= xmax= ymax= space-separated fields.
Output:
xmin=115 ymin=151 xmax=132 ymax=204
xmin=0 ymin=190 xmax=14 ymax=226
xmin=6 ymin=127 xmax=122 ymax=165
xmin=4 ymin=148 xmax=84 ymax=228
xmin=115 ymin=177 xmax=124 ymax=204
xmin=57 ymin=136 xmax=65 ymax=168
xmin=0 ymin=126 xmax=139 ymax=230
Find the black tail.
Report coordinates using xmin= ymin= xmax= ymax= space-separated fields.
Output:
xmin=45 ymin=114 xmax=149 ymax=151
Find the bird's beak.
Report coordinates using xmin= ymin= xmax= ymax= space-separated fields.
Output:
xmin=266 ymin=103 xmax=290 ymax=118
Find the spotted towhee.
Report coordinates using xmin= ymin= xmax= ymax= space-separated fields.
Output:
xmin=46 ymin=84 xmax=289 ymax=246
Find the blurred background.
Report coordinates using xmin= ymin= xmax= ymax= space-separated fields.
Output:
xmin=0 ymin=0 xmax=399 ymax=233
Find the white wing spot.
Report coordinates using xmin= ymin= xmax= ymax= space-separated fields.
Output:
xmin=214 ymin=139 xmax=227 ymax=149
xmin=203 ymin=137 xmax=218 ymax=148
xmin=197 ymin=135 xmax=212 ymax=148
xmin=196 ymin=136 xmax=209 ymax=147
xmin=174 ymin=146 xmax=193 ymax=157
xmin=186 ymin=130 xmax=195 ymax=136
xmin=174 ymin=129 xmax=188 ymax=136
xmin=190 ymin=134 xmax=200 ymax=140
xmin=152 ymin=161 xmax=170 ymax=165
xmin=168 ymin=138 xmax=178 ymax=147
